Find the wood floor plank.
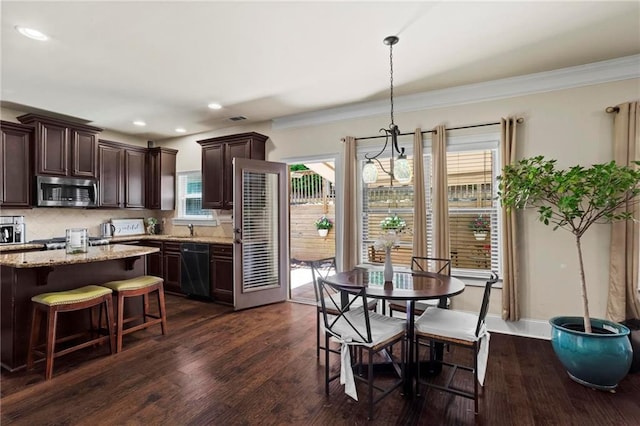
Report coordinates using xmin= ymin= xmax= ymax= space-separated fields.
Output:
xmin=2 ymin=295 xmax=639 ymax=425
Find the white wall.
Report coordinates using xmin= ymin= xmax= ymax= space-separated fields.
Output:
xmin=158 ymin=78 xmax=639 ymax=327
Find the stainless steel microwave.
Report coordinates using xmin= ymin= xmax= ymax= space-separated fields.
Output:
xmin=36 ymin=176 xmax=98 ymax=208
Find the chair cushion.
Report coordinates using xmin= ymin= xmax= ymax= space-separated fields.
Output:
xmin=415 ymin=307 xmax=482 ymax=342
xmin=32 ymin=285 xmax=112 ymax=306
xmin=101 ymin=275 xmax=163 ymax=292
xmin=324 ymin=308 xmax=406 ymax=347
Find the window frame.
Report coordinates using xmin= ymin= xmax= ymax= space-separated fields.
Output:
xmin=357 ymin=131 xmax=502 ymax=280
xmin=173 ymin=170 xmax=218 ymax=226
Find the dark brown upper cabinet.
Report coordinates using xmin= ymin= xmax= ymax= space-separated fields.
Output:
xmin=98 ymin=139 xmax=146 ymax=209
xmin=0 ymin=121 xmax=33 ymax=208
xmin=146 ymin=147 xmax=178 ymax=210
xmin=197 ymin=132 xmax=267 ymax=210
xmin=17 ymin=114 xmax=102 ymax=178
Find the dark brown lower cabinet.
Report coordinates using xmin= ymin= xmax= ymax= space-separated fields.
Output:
xmin=144 ymin=241 xmax=163 ymax=278
xmin=210 ymin=244 xmax=233 ymax=304
xmin=163 ymin=242 xmax=182 ymax=294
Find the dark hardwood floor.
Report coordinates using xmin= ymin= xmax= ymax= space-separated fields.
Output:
xmin=2 ymin=295 xmax=639 ymax=425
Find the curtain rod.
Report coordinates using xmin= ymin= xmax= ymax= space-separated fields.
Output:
xmin=354 ymin=117 xmax=524 ymax=141
xmin=605 ymin=106 xmax=620 ymax=113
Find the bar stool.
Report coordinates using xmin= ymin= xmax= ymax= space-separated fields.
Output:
xmin=100 ymin=275 xmax=167 ymax=353
xmin=27 ymin=285 xmax=116 ymax=380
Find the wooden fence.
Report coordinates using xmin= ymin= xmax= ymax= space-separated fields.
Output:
xmin=290 ymin=204 xmax=335 ymax=262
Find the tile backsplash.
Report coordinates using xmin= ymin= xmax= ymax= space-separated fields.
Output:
xmin=3 ymin=208 xmax=232 ymax=240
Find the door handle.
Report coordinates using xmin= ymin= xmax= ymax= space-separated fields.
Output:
xmin=234 ymin=239 xmax=243 ymax=244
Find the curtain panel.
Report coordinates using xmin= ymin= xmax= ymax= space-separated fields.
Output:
xmin=501 ymin=117 xmax=520 ymax=321
xmin=412 ymin=129 xmax=427 ymax=258
xmin=432 ymin=125 xmax=450 ymax=260
xmin=606 ymin=101 xmax=640 ymax=322
xmin=340 ymin=136 xmax=359 ymax=272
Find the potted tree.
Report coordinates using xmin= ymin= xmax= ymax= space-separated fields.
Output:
xmin=315 ymin=215 xmax=333 ymax=237
xmin=498 ymin=156 xmax=640 ymax=390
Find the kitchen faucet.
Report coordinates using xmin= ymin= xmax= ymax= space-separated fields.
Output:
xmin=187 ymin=223 xmax=194 ymax=237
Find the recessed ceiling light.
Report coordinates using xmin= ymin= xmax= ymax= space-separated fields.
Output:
xmin=133 ymin=120 xmax=146 ymax=126
xmin=175 ymin=128 xmax=186 ymax=133
xmin=15 ymin=26 xmax=48 ymax=41
xmin=208 ymin=103 xmax=222 ymax=110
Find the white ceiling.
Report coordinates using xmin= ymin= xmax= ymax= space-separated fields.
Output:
xmin=1 ymin=1 xmax=639 ymax=141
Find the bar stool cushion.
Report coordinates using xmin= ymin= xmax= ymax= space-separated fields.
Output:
xmin=101 ymin=275 xmax=163 ymax=292
xmin=31 ymin=285 xmax=112 ymax=306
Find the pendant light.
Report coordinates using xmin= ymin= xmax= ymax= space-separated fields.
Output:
xmin=362 ymin=36 xmax=411 ymax=185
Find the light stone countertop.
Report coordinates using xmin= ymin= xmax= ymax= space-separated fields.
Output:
xmin=0 ymin=244 xmax=160 ymax=268
xmin=109 ymin=235 xmax=234 ymax=244
xmin=0 ymin=235 xmax=234 ymax=253
xmin=0 ymin=244 xmax=44 ymax=253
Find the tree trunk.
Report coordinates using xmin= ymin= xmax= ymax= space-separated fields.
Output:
xmin=576 ymin=236 xmax=592 ymax=333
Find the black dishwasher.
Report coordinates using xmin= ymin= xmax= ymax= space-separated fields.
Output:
xmin=180 ymin=243 xmax=210 ymax=299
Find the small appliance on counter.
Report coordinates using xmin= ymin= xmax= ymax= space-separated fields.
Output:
xmin=66 ymin=228 xmax=88 ymax=254
xmin=0 ymin=216 xmax=25 ymax=245
xmin=100 ymin=222 xmax=115 ymax=238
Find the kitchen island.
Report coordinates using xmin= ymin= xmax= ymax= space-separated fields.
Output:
xmin=0 ymin=244 xmax=160 ymax=371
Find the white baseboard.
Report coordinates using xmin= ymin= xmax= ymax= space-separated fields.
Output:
xmin=485 ymin=314 xmax=551 ymax=340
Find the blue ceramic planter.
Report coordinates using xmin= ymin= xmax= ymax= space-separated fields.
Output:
xmin=550 ymin=316 xmax=633 ymax=390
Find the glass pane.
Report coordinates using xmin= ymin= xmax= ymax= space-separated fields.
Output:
xmin=449 ymin=212 xmax=493 ymax=271
xmin=242 ymin=171 xmax=280 ymax=291
xmin=447 ymin=150 xmax=493 ymax=208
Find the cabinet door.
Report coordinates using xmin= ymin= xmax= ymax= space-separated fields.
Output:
xmin=70 ymin=129 xmax=97 ymax=178
xmin=0 ymin=122 xmax=31 ymax=207
xmin=124 ymin=149 xmax=146 ymax=208
xmin=223 ymin=140 xmax=251 ymax=209
xmin=36 ymin=121 xmax=68 ymax=176
xmin=98 ymin=143 xmax=123 ymax=208
xmin=146 ymin=150 xmax=161 ymax=209
xmin=202 ymin=143 xmax=224 ymax=209
xmin=146 ymin=148 xmax=177 ymax=210
xmin=210 ymin=244 xmax=234 ymax=304
xmin=145 ymin=241 xmax=164 ymax=278
xmin=163 ymin=248 xmax=182 ymax=294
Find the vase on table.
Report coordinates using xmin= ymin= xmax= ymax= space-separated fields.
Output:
xmin=384 ymin=248 xmax=393 ymax=282
xmin=318 ymin=229 xmax=328 ymax=237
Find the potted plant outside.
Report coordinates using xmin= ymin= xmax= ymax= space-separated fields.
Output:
xmin=469 ymin=214 xmax=490 ymax=240
xmin=498 ymin=156 xmax=640 ymax=390
xmin=380 ymin=214 xmax=406 ymax=233
xmin=315 ymin=215 xmax=333 ymax=237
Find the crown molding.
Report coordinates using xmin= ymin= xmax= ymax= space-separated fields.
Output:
xmin=273 ymin=54 xmax=640 ymax=130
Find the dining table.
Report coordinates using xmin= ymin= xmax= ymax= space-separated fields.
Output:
xmin=321 ymin=267 xmax=466 ymax=396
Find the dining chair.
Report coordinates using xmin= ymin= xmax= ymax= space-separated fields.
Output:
xmin=317 ymin=277 xmax=406 ymax=420
xmin=388 ymin=256 xmax=452 ymax=317
xmin=414 ymin=272 xmax=499 ymax=414
xmin=311 ymin=257 xmax=377 ymax=359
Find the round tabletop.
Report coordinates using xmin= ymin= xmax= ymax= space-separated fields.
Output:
xmin=323 ymin=269 xmax=465 ymax=301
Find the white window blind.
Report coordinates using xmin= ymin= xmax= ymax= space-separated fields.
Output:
xmin=242 ymin=171 xmax=280 ymax=291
